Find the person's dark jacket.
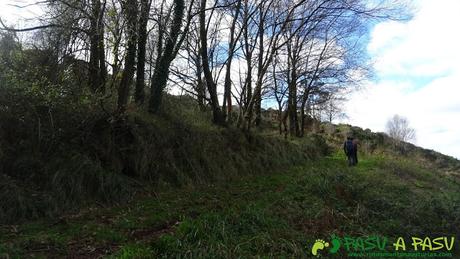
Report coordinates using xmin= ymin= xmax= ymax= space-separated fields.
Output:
xmin=344 ymin=139 xmax=354 ymax=156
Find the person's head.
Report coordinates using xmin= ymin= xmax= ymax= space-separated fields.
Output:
xmin=347 ymin=136 xmax=353 ymax=140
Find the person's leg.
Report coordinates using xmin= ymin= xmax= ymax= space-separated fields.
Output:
xmin=348 ymin=155 xmax=353 ymax=166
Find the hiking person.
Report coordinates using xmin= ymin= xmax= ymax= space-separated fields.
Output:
xmin=352 ymin=138 xmax=358 ymax=165
xmin=343 ymin=136 xmax=356 ymax=166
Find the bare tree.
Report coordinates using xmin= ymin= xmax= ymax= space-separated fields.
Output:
xmin=117 ymin=0 xmax=138 ymax=112
xmin=169 ymin=21 xmax=207 ymax=109
xmin=243 ymin=0 xmax=349 ymax=131
xmin=319 ymin=95 xmax=348 ymax=123
xmin=88 ymin=0 xmax=108 ymax=93
xmin=105 ymin=0 xmax=124 ymax=86
xmin=199 ymin=0 xmax=225 ymax=125
xmin=269 ymin=52 xmax=288 ymax=136
xmin=386 ymin=114 xmax=416 ymax=142
xmin=222 ymin=0 xmax=242 ymax=122
xmin=148 ymin=0 xmax=193 ymax=113
xmin=134 ymin=0 xmax=152 ymax=104
xmin=235 ymin=0 xmax=258 ymax=127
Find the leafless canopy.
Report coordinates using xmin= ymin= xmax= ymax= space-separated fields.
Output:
xmin=386 ymin=114 xmax=416 ymax=142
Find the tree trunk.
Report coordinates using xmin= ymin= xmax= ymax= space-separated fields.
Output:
xmin=195 ymin=47 xmax=206 ymax=110
xmin=98 ymin=0 xmax=107 ymax=93
xmin=254 ymin=8 xmax=264 ymax=127
xmin=278 ymin=105 xmax=283 ymax=135
xmin=237 ymin=1 xmax=252 ymax=128
xmin=299 ymin=101 xmax=305 ymax=137
xmin=199 ymin=0 xmax=224 ymax=125
xmin=287 ymin=81 xmax=298 ymax=137
xmin=148 ymin=0 xmax=185 ymax=113
xmin=98 ymin=24 xmax=107 ymax=93
xmin=111 ymin=16 xmax=121 ymax=85
xmin=135 ymin=0 xmax=151 ymax=104
xmin=89 ymin=0 xmax=103 ymax=93
xmin=299 ymin=87 xmax=310 ymax=137
xmin=286 ymin=42 xmax=299 ymax=137
xmin=117 ymin=0 xmax=138 ymax=112
xmin=223 ymin=0 xmax=242 ymax=123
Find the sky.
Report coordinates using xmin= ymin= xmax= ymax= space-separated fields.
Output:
xmin=0 ymin=1 xmax=42 ymax=25
xmin=343 ymin=0 xmax=460 ymax=159
xmin=1 ymin=0 xmax=459 ymax=159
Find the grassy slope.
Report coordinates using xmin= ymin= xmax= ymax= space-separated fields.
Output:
xmin=1 ymin=151 xmax=459 ymax=258
xmin=0 ymin=94 xmax=329 ymax=223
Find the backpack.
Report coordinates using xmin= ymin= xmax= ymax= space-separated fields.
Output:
xmin=345 ymin=140 xmax=354 ymax=155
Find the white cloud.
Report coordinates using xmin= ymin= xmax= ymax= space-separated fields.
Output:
xmin=368 ymin=0 xmax=460 ymax=78
xmin=344 ymin=0 xmax=460 ymax=159
xmin=0 ymin=1 xmax=43 ymax=26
